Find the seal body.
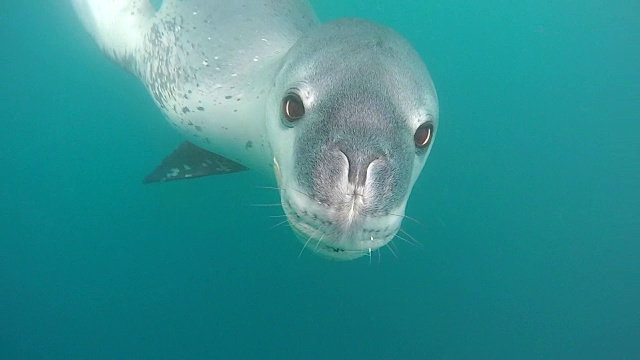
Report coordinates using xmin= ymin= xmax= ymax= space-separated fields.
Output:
xmin=72 ymin=0 xmax=439 ymax=260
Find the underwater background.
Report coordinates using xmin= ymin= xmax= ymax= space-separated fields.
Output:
xmin=1 ymin=1 xmax=638 ymax=359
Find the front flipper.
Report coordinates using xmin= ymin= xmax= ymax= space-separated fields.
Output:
xmin=143 ymin=141 xmax=247 ymax=183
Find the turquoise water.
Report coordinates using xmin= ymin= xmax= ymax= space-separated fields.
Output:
xmin=1 ymin=1 xmax=638 ymax=358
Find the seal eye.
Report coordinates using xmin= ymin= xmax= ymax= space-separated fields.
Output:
xmin=282 ymin=93 xmax=305 ymax=122
xmin=414 ymin=122 xmax=434 ymax=148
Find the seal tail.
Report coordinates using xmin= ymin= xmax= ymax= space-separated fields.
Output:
xmin=71 ymin=0 xmax=155 ymax=72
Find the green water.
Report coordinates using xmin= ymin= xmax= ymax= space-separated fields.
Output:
xmin=1 ymin=1 xmax=638 ymax=358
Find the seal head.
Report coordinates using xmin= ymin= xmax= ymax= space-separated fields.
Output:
xmin=266 ymin=19 xmax=438 ymax=260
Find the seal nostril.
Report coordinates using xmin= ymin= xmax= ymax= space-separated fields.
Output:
xmin=340 ymin=149 xmax=377 ymax=188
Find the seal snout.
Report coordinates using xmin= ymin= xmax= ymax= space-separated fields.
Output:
xmin=313 ymin=149 xmax=389 ymax=234
xmin=336 ymin=149 xmax=385 ymax=227
xmin=284 ymin=144 xmax=409 ymax=260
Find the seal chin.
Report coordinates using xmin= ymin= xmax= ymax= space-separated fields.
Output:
xmin=280 ymin=185 xmax=405 ymax=261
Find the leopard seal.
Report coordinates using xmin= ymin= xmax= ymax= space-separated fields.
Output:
xmin=71 ymin=0 xmax=439 ymax=260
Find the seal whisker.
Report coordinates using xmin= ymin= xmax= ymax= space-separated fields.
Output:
xmin=277 ymin=179 xmax=312 ymax=198
xmin=298 ymin=227 xmax=322 ymax=260
xmin=255 ymin=185 xmax=281 ymax=190
xmin=388 ymin=239 xmax=399 ymax=253
xmin=394 ymin=232 xmax=421 ymax=249
xmin=313 ymin=232 xmax=327 ymax=253
xmin=398 ymin=228 xmax=423 ymax=248
xmin=385 ymin=242 xmax=398 ymax=259
xmin=257 ymin=182 xmax=310 ymax=198
xmin=249 ymin=203 xmax=283 ymax=207
xmin=388 ymin=212 xmax=425 ymax=228
xmin=269 ymin=219 xmax=291 ymax=230
xmin=364 ymin=247 xmax=381 ymax=265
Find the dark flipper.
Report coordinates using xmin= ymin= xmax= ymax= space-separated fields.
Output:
xmin=143 ymin=141 xmax=248 ymax=183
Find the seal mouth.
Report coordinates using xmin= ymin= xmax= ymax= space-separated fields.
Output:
xmin=282 ymin=193 xmax=401 ymax=261
xmin=273 ymin=157 xmax=404 ymax=260
xmin=289 ymin=218 xmax=398 ymax=260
